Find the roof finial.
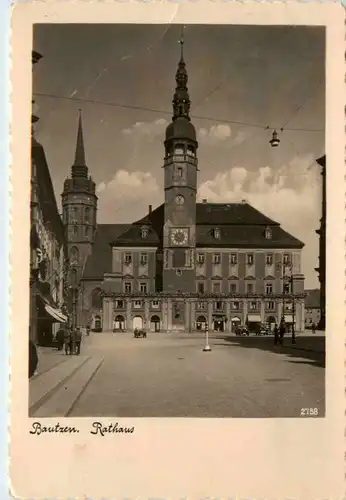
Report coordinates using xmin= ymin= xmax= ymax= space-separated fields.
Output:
xmin=179 ymin=25 xmax=185 ymax=61
xmin=74 ymin=109 xmax=86 ymax=166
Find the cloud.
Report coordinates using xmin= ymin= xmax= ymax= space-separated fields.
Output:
xmin=96 ymin=169 xmax=161 ymax=223
xmin=197 ymin=154 xmax=321 ymax=287
xmin=122 ymin=118 xmax=169 ymax=138
xmin=198 ymin=123 xmax=232 ymax=145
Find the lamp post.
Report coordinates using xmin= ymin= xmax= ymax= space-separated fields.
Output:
xmin=203 ymin=323 xmax=212 ymax=352
xmin=281 ymin=261 xmax=296 ymax=345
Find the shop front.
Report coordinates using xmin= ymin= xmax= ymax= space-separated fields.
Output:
xmin=247 ymin=314 xmax=262 ymax=334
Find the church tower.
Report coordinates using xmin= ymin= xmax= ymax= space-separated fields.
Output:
xmin=163 ymin=30 xmax=198 ymax=293
xmin=61 ymin=111 xmax=97 ymax=285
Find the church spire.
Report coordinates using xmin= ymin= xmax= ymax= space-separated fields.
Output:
xmin=72 ymin=110 xmax=88 ymax=178
xmin=172 ymin=26 xmax=191 ymax=122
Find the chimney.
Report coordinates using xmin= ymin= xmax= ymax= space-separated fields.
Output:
xmin=149 ymin=205 xmax=152 ymax=214
xmin=202 ymin=199 xmax=207 ymax=204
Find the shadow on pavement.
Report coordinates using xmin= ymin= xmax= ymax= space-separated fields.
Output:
xmin=216 ymin=335 xmax=325 ymax=368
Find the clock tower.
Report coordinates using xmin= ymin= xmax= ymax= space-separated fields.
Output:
xmin=163 ymin=31 xmax=198 ymax=293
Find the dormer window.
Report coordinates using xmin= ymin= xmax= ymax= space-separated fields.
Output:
xmin=214 ymin=228 xmax=221 ymax=240
xmin=141 ymin=226 xmax=149 ymax=238
xmin=265 ymin=226 xmax=272 ymax=240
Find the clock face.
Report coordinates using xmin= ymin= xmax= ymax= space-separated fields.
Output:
xmin=175 ymin=195 xmax=185 ymax=205
xmin=171 ymin=228 xmax=188 ymax=246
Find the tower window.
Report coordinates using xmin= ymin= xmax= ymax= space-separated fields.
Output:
xmin=73 ymin=226 xmax=78 ymax=237
xmin=85 ymin=226 xmax=90 ymax=237
xmin=177 ymin=167 xmax=183 ymax=177
xmin=84 ymin=207 xmax=90 ymax=223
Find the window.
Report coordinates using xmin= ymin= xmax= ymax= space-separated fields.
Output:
xmin=197 ymin=282 xmax=205 ymax=294
xmin=152 ymin=300 xmax=159 ymax=308
xmin=124 ymin=282 xmax=132 ymax=293
xmin=197 ymin=253 xmax=205 ymax=265
xmin=229 ymin=283 xmax=237 ymax=293
xmin=177 ymin=166 xmax=183 ymax=177
xmin=84 ymin=207 xmax=90 ymax=223
xmin=85 ymin=226 xmax=90 ymax=237
xmin=265 ymin=283 xmax=273 ymax=294
xmin=283 ymin=282 xmax=291 ymax=294
xmin=249 ymin=301 xmax=257 ymax=311
xmin=124 ymin=253 xmax=132 ymax=265
xmin=230 ymin=253 xmax=237 ymax=265
xmin=215 ymin=301 xmax=223 ymax=311
xmin=91 ymin=288 xmax=103 ymax=309
xmin=141 ymin=226 xmax=148 ymax=239
xmin=140 ymin=282 xmax=147 ymax=293
xmin=69 ymin=246 xmax=79 ymax=265
xmin=265 ymin=226 xmax=272 ymax=239
xmin=134 ymin=300 xmax=142 ymax=308
xmin=73 ymin=226 xmax=78 ymax=237
xmin=267 ymin=301 xmax=275 ymax=310
xmin=247 ymin=283 xmax=254 ymax=293
xmin=212 ymin=282 xmax=221 ymax=293
xmin=231 ymin=301 xmax=240 ymax=310
xmin=197 ymin=301 xmax=206 ymax=310
xmin=140 ymin=253 xmax=148 ymax=266
xmin=214 ymin=228 xmax=221 ymax=240
xmin=70 ymin=268 xmax=78 ymax=287
xmin=247 ymin=254 xmax=254 ymax=266
xmin=115 ymin=300 xmax=124 ymax=309
xmin=213 ymin=253 xmax=221 ymax=265
xmin=283 ymin=253 xmax=290 ymax=265
xmin=265 ymin=254 xmax=273 ymax=266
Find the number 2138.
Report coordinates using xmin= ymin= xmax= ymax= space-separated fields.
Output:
xmin=300 ymin=408 xmax=319 ymax=416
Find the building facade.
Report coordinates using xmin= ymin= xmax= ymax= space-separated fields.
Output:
xmin=30 ymin=51 xmax=67 ymax=345
xmin=304 ymin=289 xmax=321 ymax=328
xmin=67 ymin=41 xmax=305 ymax=333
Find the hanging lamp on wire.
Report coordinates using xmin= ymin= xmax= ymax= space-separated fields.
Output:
xmin=266 ymin=126 xmax=283 ymax=147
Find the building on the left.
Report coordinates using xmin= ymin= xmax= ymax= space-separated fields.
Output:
xmin=29 ymin=50 xmax=68 ymax=346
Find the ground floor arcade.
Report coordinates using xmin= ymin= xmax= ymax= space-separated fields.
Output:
xmin=95 ymin=296 xmax=305 ymax=333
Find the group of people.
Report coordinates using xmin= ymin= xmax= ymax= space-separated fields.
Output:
xmin=55 ymin=325 xmax=84 ymax=355
xmin=273 ymin=321 xmax=286 ymax=346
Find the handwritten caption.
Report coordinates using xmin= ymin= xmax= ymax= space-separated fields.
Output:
xmin=29 ymin=421 xmax=135 ymax=436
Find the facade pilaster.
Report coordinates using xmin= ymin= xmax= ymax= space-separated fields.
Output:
xmin=162 ymin=299 xmax=168 ymax=332
xmin=243 ymin=299 xmax=248 ymax=325
xmin=260 ymin=300 xmax=265 ymax=323
xmin=225 ymin=300 xmax=232 ymax=332
xmin=126 ymin=299 xmax=132 ymax=331
xmin=207 ymin=300 xmax=213 ymax=330
xmin=167 ymin=298 xmax=173 ymax=331
xmin=191 ymin=300 xmax=196 ymax=331
xmin=102 ymin=298 xmax=113 ymax=331
xmin=185 ymin=300 xmax=191 ymax=331
xmin=144 ymin=299 xmax=150 ymax=330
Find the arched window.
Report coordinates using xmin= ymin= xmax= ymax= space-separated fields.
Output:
xmin=91 ymin=288 xmax=103 ymax=309
xmin=84 ymin=207 xmax=90 ymax=223
xmin=69 ymin=246 xmax=79 ymax=265
xmin=70 ymin=268 xmax=78 ymax=286
xmin=73 ymin=226 xmax=78 ymax=237
xmin=85 ymin=226 xmax=90 ymax=237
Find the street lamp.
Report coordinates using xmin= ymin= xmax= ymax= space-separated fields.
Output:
xmin=281 ymin=261 xmax=296 ymax=345
xmin=203 ymin=323 xmax=212 ymax=352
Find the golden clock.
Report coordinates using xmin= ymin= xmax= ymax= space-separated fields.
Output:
xmin=171 ymin=228 xmax=188 ymax=246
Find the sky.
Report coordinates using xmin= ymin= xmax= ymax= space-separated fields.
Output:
xmin=33 ymin=24 xmax=325 ymax=289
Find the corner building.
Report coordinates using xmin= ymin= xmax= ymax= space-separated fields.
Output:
xmin=69 ymin=44 xmax=305 ymax=333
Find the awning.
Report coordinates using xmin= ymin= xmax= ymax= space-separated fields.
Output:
xmin=44 ymin=304 xmax=68 ymax=323
xmin=282 ymin=314 xmax=294 ymax=323
xmin=231 ymin=317 xmax=241 ymax=322
xmin=247 ymin=314 xmax=261 ymax=322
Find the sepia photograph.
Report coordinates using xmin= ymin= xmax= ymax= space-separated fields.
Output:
xmin=28 ymin=22 xmax=327 ymax=419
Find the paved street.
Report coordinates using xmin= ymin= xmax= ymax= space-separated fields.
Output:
xmin=30 ymin=332 xmax=325 ymax=419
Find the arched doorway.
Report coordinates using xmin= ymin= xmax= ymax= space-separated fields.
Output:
xmin=93 ymin=315 xmax=102 ymax=332
xmin=114 ymin=315 xmax=125 ymax=332
xmin=213 ymin=317 xmax=225 ymax=332
xmin=231 ymin=316 xmax=241 ymax=332
xmin=196 ymin=315 xmax=207 ymax=331
xmin=150 ymin=315 xmax=161 ymax=332
xmin=133 ymin=316 xmax=143 ymax=331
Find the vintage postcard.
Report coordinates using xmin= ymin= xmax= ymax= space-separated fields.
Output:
xmin=10 ymin=1 xmax=345 ymax=498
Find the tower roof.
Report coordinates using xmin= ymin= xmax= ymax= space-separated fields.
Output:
xmin=165 ymin=27 xmax=197 ymax=143
xmin=72 ymin=110 xmax=88 ymax=178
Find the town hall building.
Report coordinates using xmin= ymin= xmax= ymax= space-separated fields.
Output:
xmin=62 ymin=40 xmax=306 ymax=334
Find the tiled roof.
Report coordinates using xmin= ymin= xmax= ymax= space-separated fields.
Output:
xmin=196 ymin=202 xmax=279 ymax=226
xmin=305 ymin=289 xmax=320 ymax=308
xmin=110 ymin=221 xmax=160 ymax=247
xmin=82 ymin=224 xmax=130 ymax=279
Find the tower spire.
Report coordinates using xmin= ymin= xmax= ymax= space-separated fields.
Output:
xmin=172 ymin=26 xmax=191 ymax=121
xmin=72 ymin=110 xmax=88 ymax=178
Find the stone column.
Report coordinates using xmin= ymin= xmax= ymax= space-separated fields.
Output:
xmin=162 ymin=300 xmax=168 ymax=332
xmin=207 ymin=300 xmax=213 ymax=330
xmin=225 ymin=300 xmax=231 ymax=332
xmin=102 ymin=298 xmax=113 ymax=331
xmin=126 ymin=299 xmax=132 ymax=332
xmin=243 ymin=299 xmax=248 ymax=325
xmin=190 ymin=300 xmax=196 ymax=331
xmin=144 ymin=299 xmax=150 ymax=331
xmin=185 ymin=300 xmax=191 ymax=332
xmin=260 ymin=300 xmax=265 ymax=323
xmin=167 ymin=298 xmax=172 ymax=331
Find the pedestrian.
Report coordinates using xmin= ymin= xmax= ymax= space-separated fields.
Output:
xmin=312 ymin=322 xmax=316 ymax=334
xmin=64 ymin=328 xmax=71 ymax=355
xmin=29 ymin=338 xmax=38 ymax=378
xmin=273 ymin=323 xmax=279 ymax=345
xmin=279 ymin=321 xmax=285 ymax=346
xmin=75 ymin=327 xmax=82 ymax=355
xmin=56 ymin=325 xmax=65 ymax=351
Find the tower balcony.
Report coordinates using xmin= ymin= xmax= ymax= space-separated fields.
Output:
xmin=164 ymin=153 xmax=198 ymax=167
